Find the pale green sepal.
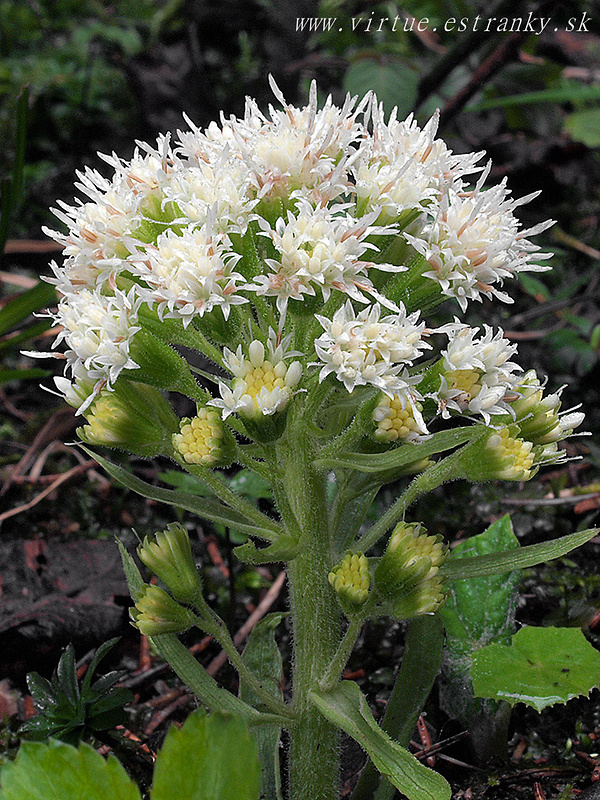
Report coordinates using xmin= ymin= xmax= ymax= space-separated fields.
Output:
xmin=309 ymin=681 xmax=451 ymax=800
xmin=441 ymin=528 xmax=598 ymax=581
xmin=150 ymin=711 xmax=261 ymax=800
xmin=0 ymin=740 xmax=142 ymax=800
xmin=241 ymin=614 xmax=286 ymax=800
xmin=234 ymin=535 xmax=300 ymax=565
xmin=316 ymin=426 xmax=477 ymax=473
xmin=472 ymin=626 xmax=600 ymax=712
xmin=84 ymin=448 xmax=282 ymax=540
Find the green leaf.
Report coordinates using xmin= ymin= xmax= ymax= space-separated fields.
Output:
xmin=472 ymin=626 xmax=600 ymax=712
xmin=228 ymin=469 xmax=273 ymax=500
xmin=241 ymin=614 xmax=285 ymax=800
xmin=344 ymin=59 xmax=418 ymax=119
xmin=310 ymin=682 xmax=450 ymax=800
xmin=0 ymin=740 xmax=141 ymax=800
xmin=441 ymin=515 xmax=520 ymax=652
xmin=564 ymin=108 xmax=600 ymax=148
xmin=316 ymin=426 xmax=477 ymax=473
xmin=467 ymin=82 xmax=600 ymax=112
xmin=82 ymin=638 xmax=120 ymax=695
xmin=0 ymin=281 xmax=56 ymax=337
xmin=150 ymin=711 xmax=260 ymax=800
xmin=86 ymin=450 xmax=281 ymax=540
xmin=56 ymin=645 xmax=79 ymax=708
xmin=441 ymin=528 xmax=597 ymax=581
xmin=438 ymin=517 xmax=521 ymax=750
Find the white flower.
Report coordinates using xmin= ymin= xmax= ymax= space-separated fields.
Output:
xmin=131 ymin=222 xmax=247 ymax=325
xmin=250 ymin=201 xmax=400 ymax=315
xmin=314 ymin=301 xmax=429 ymax=397
xmin=436 ymin=323 xmax=522 ymax=421
xmin=209 ymin=330 xmax=302 ymax=419
xmin=353 ymin=104 xmax=483 ymax=218
xmin=50 ymin=287 xmax=142 ymax=409
xmin=406 ymin=166 xmax=553 ymax=310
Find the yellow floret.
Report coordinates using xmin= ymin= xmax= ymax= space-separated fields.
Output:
xmin=374 ymin=395 xmax=424 ymax=443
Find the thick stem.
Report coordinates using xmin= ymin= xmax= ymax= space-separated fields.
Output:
xmin=280 ymin=429 xmax=341 ymax=800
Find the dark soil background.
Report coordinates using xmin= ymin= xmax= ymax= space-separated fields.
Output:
xmin=2 ymin=1 xmax=600 ymax=797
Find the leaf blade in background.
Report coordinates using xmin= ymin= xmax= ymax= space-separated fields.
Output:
xmin=0 ymin=740 xmax=142 ymax=800
xmin=344 ymin=59 xmax=418 ymax=119
xmin=241 ymin=613 xmax=286 ymax=800
xmin=472 ymin=626 xmax=600 ymax=712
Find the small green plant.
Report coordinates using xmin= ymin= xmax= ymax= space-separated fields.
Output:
xmin=19 ymin=639 xmax=133 ymax=746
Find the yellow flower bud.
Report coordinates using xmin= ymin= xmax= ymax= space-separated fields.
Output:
xmin=329 ymin=552 xmax=371 ymax=614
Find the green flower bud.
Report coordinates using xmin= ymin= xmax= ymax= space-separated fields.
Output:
xmin=374 ymin=522 xmax=447 ymax=613
xmin=508 ymin=370 xmax=585 ymax=445
xmin=78 ymin=381 xmax=179 ymax=456
xmin=389 ymin=574 xmax=447 ymax=618
xmin=138 ymin=523 xmax=202 ymax=606
xmin=127 ymin=329 xmax=202 ymax=399
xmin=328 ymin=552 xmax=371 ymax=614
xmin=372 ymin=393 xmax=427 ymax=443
xmin=132 ymin=584 xmax=197 ymax=636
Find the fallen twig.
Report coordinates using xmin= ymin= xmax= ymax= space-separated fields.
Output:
xmin=0 ymin=459 xmax=96 ymax=525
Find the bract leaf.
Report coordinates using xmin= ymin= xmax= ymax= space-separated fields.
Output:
xmin=0 ymin=740 xmax=141 ymax=800
xmin=309 ymin=681 xmax=450 ymax=800
xmin=441 ymin=528 xmax=597 ymax=581
xmin=316 ymin=426 xmax=477 ymax=472
xmin=150 ymin=711 xmax=260 ymax=800
xmin=86 ymin=449 xmax=281 ymax=539
xmin=472 ymin=626 xmax=600 ymax=712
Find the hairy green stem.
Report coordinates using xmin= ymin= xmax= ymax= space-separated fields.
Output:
xmin=355 ymin=449 xmax=465 ymax=553
xmin=182 ymin=460 xmax=283 ymax=540
xmin=280 ymin=423 xmax=341 ymax=800
xmin=319 ymin=618 xmax=362 ymax=692
xmin=201 ymin=610 xmax=295 ymax=720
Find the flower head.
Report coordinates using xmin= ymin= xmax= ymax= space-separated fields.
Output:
xmin=315 ymin=301 xmax=429 ymax=398
xmin=329 ymin=552 xmax=371 ymax=614
xmin=436 ymin=323 xmax=522 ymax=422
xmin=406 ymin=168 xmax=553 ymax=310
xmin=173 ymin=408 xmax=226 ymax=466
xmin=210 ymin=330 xmax=302 ymax=420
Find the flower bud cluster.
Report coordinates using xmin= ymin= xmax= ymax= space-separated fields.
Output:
xmin=373 ymin=522 xmax=448 ymax=619
xmin=372 ymin=394 xmax=427 ymax=443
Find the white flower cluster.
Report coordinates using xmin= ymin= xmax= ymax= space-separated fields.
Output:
xmin=39 ymin=78 xmax=582 ymax=460
xmin=315 ymin=301 xmax=428 ymax=400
